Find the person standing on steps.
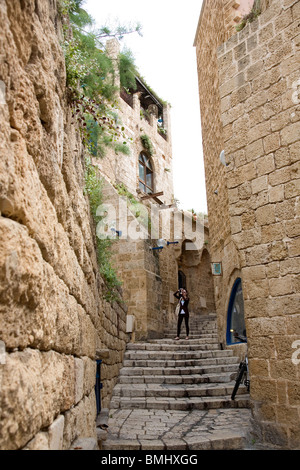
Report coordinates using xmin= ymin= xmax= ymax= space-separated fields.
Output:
xmin=174 ymin=288 xmax=190 ymax=340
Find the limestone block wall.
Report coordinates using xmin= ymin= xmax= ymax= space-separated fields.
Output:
xmin=0 ymin=0 xmax=127 ymax=450
xmin=194 ymin=0 xmax=243 ymax=346
xmin=113 ymin=238 xmax=163 ymax=342
xmin=217 ymin=0 xmax=300 ymax=448
xmin=101 ymin=178 xmax=166 ymax=341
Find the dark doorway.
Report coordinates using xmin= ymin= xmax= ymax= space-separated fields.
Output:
xmin=178 ymin=270 xmax=186 ymax=290
xmin=226 ymin=278 xmax=246 ymax=345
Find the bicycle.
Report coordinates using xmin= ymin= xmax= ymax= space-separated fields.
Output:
xmin=231 ymin=354 xmax=250 ymax=400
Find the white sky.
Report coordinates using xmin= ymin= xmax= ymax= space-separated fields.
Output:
xmin=84 ymin=0 xmax=207 ymax=214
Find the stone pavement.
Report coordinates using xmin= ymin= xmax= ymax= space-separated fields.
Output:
xmin=103 ymin=408 xmax=252 ymax=450
xmin=101 ymin=315 xmax=253 ymax=450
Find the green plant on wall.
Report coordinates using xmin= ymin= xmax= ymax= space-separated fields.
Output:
xmin=140 ymin=134 xmax=154 ymax=156
xmin=59 ymin=0 xmax=139 ymax=158
xmin=158 ymin=125 xmax=167 ymax=136
xmin=114 ymin=182 xmax=151 ymax=232
xmin=84 ymin=156 xmax=122 ymax=303
xmin=85 ymin=115 xmax=131 ymax=158
xmin=236 ymin=0 xmax=261 ymax=32
xmin=119 ymin=47 xmax=138 ymax=92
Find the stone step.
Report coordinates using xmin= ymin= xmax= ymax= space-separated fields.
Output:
xmin=104 ymin=311 xmax=250 ymax=450
xmin=166 ymin=320 xmax=217 ymax=326
xmin=129 ymin=338 xmax=219 ymax=350
xmin=118 ymin=371 xmax=234 ymax=384
xmin=120 ymin=357 xmax=238 ymax=377
xmin=123 ymin=351 xmax=221 ymax=361
xmin=124 ymin=348 xmax=227 ymax=362
xmin=123 ymin=356 xmax=239 ymax=369
xmin=118 ymin=367 xmax=237 ymax=383
xmin=164 ymin=328 xmax=217 ymax=333
xmin=123 ymin=348 xmax=235 ymax=360
xmin=112 ymin=381 xmax=248 ymax=399
xmin=167 ymin=321 xmax=217 ymax=326
xmin=164 ymin=331 xmax=218 ymax=337
xmin=109 ymin=394 xmax=250 ymax=411
xmin=170 ymin=317 xmax=217 ymax=323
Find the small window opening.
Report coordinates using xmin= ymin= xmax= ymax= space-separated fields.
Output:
xmin=139 ymin=152 xmax=153 ymax=194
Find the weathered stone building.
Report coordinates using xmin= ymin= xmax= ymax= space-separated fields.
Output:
xmin=95 ymin=38 xmax=177 ymax=342
xmin=194 ymin=0 xmax=300 ymax=449
xmin=92 ymin=38 xmax=214 ymax=342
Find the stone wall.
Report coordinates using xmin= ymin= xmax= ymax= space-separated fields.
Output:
xmin=217 ymin=0 xmax=300 ymax=448
xmin=194 ymin=0 xmax=240 ymax=347
xmin=100 ymin=178 xmax=165 ymax=342
xmin=195 ymin=0 xmax=299 ymax=448
xmin=0 ymin=0 xmax=127 ymax=450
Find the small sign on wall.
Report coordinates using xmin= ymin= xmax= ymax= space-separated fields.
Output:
xmin=211 ymin=262 xmax=222 ymax=276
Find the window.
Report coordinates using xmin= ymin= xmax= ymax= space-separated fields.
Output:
xmin=226 ymin=278 xmax=247 ymax=345
xmin=139 ymin=152 xmax=153 ymax=194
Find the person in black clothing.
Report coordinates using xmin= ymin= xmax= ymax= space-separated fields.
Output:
xmin=174 ymin=288 xmax=190 ymax=340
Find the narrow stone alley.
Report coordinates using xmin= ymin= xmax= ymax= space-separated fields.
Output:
xmin=1 ymin=0 xmax=299 ymax=450
xmin=101 ymin=315 xmax=253 ymax=450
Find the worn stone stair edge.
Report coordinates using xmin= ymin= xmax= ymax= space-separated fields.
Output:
xmin=111 ymin=384 xmax=249 ymax=399
xmin=109 ymin=396 xmax=251 ymax=411
xmin=122 ymin=361 xmax=240 ymax=370
xmin=118 ymin=373 xmax=237 ymax=383
xmin=123 ymin=350 xmax=231 ymax=360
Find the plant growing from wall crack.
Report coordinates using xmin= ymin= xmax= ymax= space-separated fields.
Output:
xmin=140 ymin=134 xmax=154 ymax=156
xmin=114 ymin=183 xmax=151 ymax=232
xmin=235 ymin=0 xmax=261 ymax=32
xmin=84 ymin=156 xmax=123 ymax=303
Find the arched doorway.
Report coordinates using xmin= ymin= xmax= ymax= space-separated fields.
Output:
xmin=177 ymin=242 xmax=215 ymax=315
xmin=178 ymin=270 xmax=186 ymax=290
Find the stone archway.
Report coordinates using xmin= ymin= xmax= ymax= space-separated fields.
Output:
xmin=178 ymin=270 xmax=187 ymax=290
xmin=177 ymin=241 xmax=216 ymax=315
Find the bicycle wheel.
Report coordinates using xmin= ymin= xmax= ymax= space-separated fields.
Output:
xmin=231 ymin=362 xmax=246 ymax=400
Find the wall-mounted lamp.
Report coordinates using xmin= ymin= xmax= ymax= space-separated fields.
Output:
xmin=110 ymin=228 xmax=122 ymax=238
xmin=220 ymin=150 xmax=229 ymax=167
xmin=150 ymin=238 xmax=179 ymax=252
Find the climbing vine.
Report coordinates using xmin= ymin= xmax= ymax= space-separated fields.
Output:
xmin=84 ymin=157 xmax=122 ymax=303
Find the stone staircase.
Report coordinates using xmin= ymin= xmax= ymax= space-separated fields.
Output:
xmin=102 ymin=315 xmax=251 ymax=450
